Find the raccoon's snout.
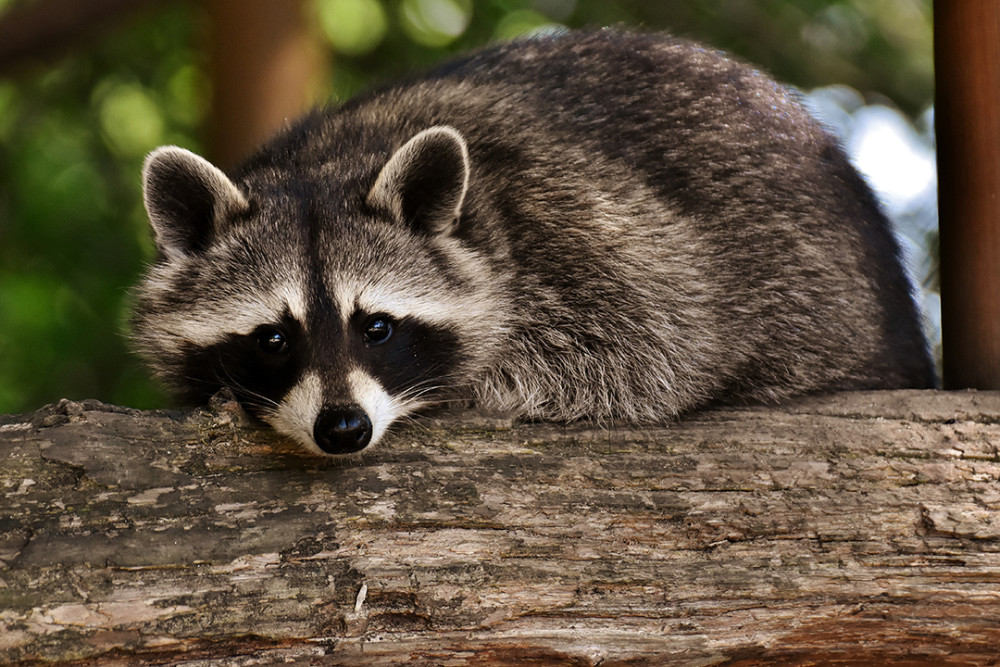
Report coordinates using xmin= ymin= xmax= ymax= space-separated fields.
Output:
xmin=314 ymin=405 xmax=373 ymax=454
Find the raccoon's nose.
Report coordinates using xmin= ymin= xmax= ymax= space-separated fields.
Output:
xmin=314 ymin=405 xmax=373 ymax=454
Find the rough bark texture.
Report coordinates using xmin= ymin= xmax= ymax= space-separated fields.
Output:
xmin=2 ymin=391 xmax=1000 ymax=665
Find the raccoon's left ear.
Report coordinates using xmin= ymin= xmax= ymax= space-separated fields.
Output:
xmin=367 ymin=126 xmax=470 ymax=236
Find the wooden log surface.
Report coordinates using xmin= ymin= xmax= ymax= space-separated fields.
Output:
xmin=2 ymin=390 xmax=1000 ymax=665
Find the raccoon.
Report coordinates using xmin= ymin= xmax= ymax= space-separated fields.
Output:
xmin=132 ymin=29 xmax=934 ymax=456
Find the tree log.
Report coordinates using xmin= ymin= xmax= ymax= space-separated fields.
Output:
xmin=2 ymin=391 xmax=1000 ymax=665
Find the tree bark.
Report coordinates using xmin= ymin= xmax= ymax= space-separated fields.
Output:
xmin=2 ymin=391 xmax=1000 ymax=665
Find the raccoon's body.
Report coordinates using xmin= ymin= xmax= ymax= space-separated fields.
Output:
xmin=133 ymin=30 xmax=934 ymax=456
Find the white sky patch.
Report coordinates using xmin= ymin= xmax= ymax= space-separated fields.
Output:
xmin=805 ymin=87 xmax=936 ymax=222
xmin=846 ymin=105 xmax=936 ymax=219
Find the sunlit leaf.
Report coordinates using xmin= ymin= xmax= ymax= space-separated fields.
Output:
xmin=314 ymin=0 xmax=388 ymax=55
xmin=400 ymin=0 xmax=472 ymax=47
xmin=494 ymin=9 xmax=561 ymax=40
xmin=97 ymin=83 xmax=166 ymax=157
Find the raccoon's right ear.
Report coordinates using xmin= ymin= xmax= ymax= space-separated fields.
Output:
xmin=142 ymin=146 xmax=249 ymax=258
xmin=367 ymin=126 xmax=470 ymax=236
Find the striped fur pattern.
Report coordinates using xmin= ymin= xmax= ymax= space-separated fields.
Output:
xmin=132 ymin=30 xmax=934 ymax=456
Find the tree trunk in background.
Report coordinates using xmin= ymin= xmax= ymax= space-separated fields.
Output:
xmin=936 ymin=1 xmax=1000 ymax=389
xmin=206 ymin=0 xmax=328 ymax=169
xmin=2 ymin=391 xmax=1000 ymax=665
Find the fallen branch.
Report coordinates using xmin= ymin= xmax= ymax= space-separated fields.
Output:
xmin=2 ymin=390 xmax=1000 ymax=664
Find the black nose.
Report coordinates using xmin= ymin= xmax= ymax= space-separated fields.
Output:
xmin=313 ymin=405 xmax=373 ymax=454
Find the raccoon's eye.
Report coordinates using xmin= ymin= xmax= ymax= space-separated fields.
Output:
xmin=256 ymin=327 xmax=290 ymax=355
xmin=363 ymin=314 xmax=394 ymax=346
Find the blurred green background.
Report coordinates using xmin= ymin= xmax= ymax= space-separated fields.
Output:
xmin=0 ymin=0 xmax=933 ymax=414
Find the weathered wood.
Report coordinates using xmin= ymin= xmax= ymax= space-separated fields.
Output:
xmin=2 ymin=391 xmax=1000 ymax=665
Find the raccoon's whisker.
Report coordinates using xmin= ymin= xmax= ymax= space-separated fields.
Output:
xmin=394 ymin=375 xmax=464 ymax=408
xmin=133 ymin=29 xmax=935 ymax=457
xmin=396 ymin=381 xmax=447 ymax=401
xmin=391 ymin=367 xmax=453 ymax=399
xmin=213 ymin=363 xmax=281 ymax=411
xmin=176 ymin=372 xmax=226 ymax=390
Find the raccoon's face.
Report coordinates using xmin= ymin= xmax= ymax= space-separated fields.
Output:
xmin=134 ymin=127 xmax=505 ymax=456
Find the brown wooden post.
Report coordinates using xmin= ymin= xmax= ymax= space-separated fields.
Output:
xmin=205 ymin=0 xmax=329 ymax=169
xmin=936 ymin=1 xmax=1000 ymax=389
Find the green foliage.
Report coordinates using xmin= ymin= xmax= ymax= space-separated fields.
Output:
xmin=308 ymin=0 xmax=932 ymax=113
xmin=314 ymin=0 xmax=389 ymax=55
xmin=0 ymin=0 xmax=932 ymax=413
xmin=0 ymin=4 xmax=200 ymax=412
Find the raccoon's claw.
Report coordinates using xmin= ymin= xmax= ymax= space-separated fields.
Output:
xmin=314 ymin=405 xmax=373 ymax=454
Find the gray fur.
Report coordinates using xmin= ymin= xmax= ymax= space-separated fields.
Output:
xmin=132 ymin=30 xmax=934 ymax=455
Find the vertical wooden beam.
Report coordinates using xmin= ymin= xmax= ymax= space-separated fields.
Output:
xmin=205 ymin=0 xmax=329 ymax=169
xmin=936 ymin=1 xmax=1000 ymax=389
